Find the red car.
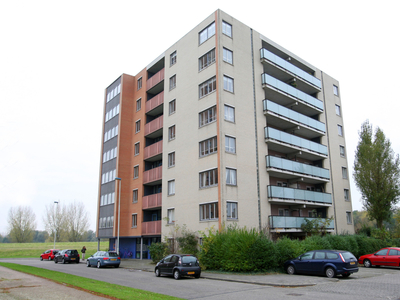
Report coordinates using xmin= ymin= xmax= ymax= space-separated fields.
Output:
xmin=40 ymin=249 xmax=59 ymax=261
xmin=358 ymin=247 xmax=400 ymax=268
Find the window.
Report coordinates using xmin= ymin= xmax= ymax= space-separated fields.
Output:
xmin=132 ymin=214 xmax=137 ymax=227
xmin=133 ymin=189 xmax=138 ymax=203
xmin=199 ymin=22 xmax=215 ymax=44
xmin=199 ymin=168 xmax=218 ymax=188
xmin=168 ymin=180 xmax=175 ymax=196
xmin=342 ymin=167 xmax=348 ymax=179
xmin=222 ymin=21 xmax=232 ymax=37
xmin=199 ymin=49 xmax=216 ymax=71
xmin=223 ymin=48 xmax=233 ymax=64
xmin=225 ymin=136 xmax=236 ymax=153
xmin=389 ymin=249 xmax=400 ymax=256
xmin=223 ymin=75 xmax=234 ymax=93
xmin=199 ymin=76 xmax=216 ymax=98
xmin=346 ymin=211 xmax=352 ymax=224
xmin=134 ymin=142 xmax=140 ymax=156
xmin=227 ymin=202 xmax=237 ymax=219
xmin=133 ymin=165 xmax=139 ymax=179
xmin=168 ymin=152 xmax=175 ymax=167
xmin=226 ymin=168 xmax=237 ymax=185
xmin=167 ymin=208 xmax=175 ymax=224
xmin=199 ymin=137 xmax=217 ymax=157
xmin=168 ymin=125 xmax=176 ymax=140
xmin=199 ymin=106 xmax=216 ymax=127
xmin=169 ymin=99 xmax=176 ymax=115
xmin=169 ymin=75 xmax=176 ymax=90
xmin=335 ymin=104 xmax=341 ymax=116
xmin=199 ymin=202 xmax=218 ymax=220
xmin=224 ymin=105 xmax=235 ymax=122
xmin=344 ymin=189 xmax=349 ymax=201
xmin=337 ymin=124 xmax=343 ymax=136
xmin=170 ymin=51 xmax=177 ymax=66
xmin=333 ymin=85 xmax=339 ymax=96
xmin=340 ymin=145 xmax=345 ymax=157
xmin=136 ymin=98 xmax=141 ymax=111
xmin=135 ymin=120 xmax=141 ymax=133
xmin=137 ymin=77 xmax=142 ymax=90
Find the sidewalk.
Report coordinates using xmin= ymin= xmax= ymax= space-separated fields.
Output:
xmin=120 ymin=259 xmax=338 ymax=287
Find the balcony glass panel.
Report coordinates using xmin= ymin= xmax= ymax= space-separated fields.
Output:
xmin=266 ymin=156 xmax=330 ymax=179
xmin=268 ymin=186 xmax=332 ymax=204
xmin=260 ymin=49 xmax=321 ymax=88
xmin=263 ymin=100 xmax=325 ymax=132
xmin=262 ymin=74 xmax=323 ymax=110
xmin=269 ymin=216 xmax=334 ymax=229
xmin=265 ymin=127 xmax=327 ymax=155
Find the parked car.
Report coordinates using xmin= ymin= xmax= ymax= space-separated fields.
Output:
xmin=284 ymin=250 xmax=358 ymax=278
xmin=54 ymin=249 xmax=80 ymax=264
xmin=86 ymin=251 xmax=121 ymax=268
xmin=40 ymin=249 xmax=59 ymax=261
xmin=358 ymin=247 xmax=400 ymax=268
xmin=155 ymin=254 xmax=201 ymax=279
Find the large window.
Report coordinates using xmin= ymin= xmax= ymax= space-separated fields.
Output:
xmin=199 ymin=106 xmax=216 ymax=127
xmin=199 ymin=49 xmax=216 ymax=71
xmin=225 ymin=136 xmax=236 ymax=153
xmin=199 ymin=77 xmax=216 ymax=98
xmin=199 ymin=137 xmax=217 ymax=157
xmin=227 ymin=202 xmax=238 ymax=219
xmin=223 ymin=48 xmax=233 ymax=64
xmin=169 ymin=125 xmax=176 ymax=141
xmin=226 ymin=168 xmax=237 ymax=186
xmin=224 ymin=105 xmax=235 ymax=122
xmin=168 ymin=180 xmax=175 ymax=196
xmin=199 ymin=202 xmax=218 ymax=220
xmin=199 ymin=22 xmax=215 ymax=44
xmin=222 ymin=21 xmax=232 ymax=37
xmin=167 ymin=208 xmax=175 ymax=224
xmin=199 ymin=168 xmax=218 ymax=188
xmin=168 ymin=152 xmax=175 ymax=168
xmin=223 ymin=75 xmax=234 ymax=92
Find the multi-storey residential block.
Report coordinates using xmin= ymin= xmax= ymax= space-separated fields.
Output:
xmin=96 ymin=9 xmax=354 ymax=259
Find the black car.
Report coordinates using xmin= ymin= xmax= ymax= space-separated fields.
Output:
xmin=155 ymin=254 xmax=201 ymax=279
xmin=284 ymin=250 xmax=358 ymax=278
xmin=54 ymin=249 xmax=80 ymax=264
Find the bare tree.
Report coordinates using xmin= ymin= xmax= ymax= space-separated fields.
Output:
xmin=7 ymin=206 xmax=36 ymax=243
xmin=43 ymin=203 xmax=68 ymax=242
xmin=65 ymin=201 xmax=89 ymax=242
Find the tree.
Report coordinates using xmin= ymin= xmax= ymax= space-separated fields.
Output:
xmin=353 ymin=120 xmax=400 ymax=229
xmin=7 ymin=206 xmax=36 ymax=243
xmin=43 ymin=202 xmax=68 ymax=242
xmin=65 ymin=201 xmax=89 ymax=242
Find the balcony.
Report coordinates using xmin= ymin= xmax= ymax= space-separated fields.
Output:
xmin=142 ymin=193 xmax=162 ymax=210
xmin=266 ymin=155 xmax=330 ymax=184
xmin=268 ymin=186 xmax=332 ymax=206
xmin=265 ymin=127 xmax=327 ymax=160
xmin=145 ymin=115 xmax=163 ymax=138
xmin=260 ymin=48 xmax=321 ymax=93
xmin=146 ymin=91 xmax=164 ymax=116
xmin=144 ymin=140 xmax=163 ymax=162
xmin=263 ymin=100 xmax=325 ymax=139
xmin=143 ymin=166 xmax=162 ymax=185
xmin=146 ymin=69 xmax=164 ymax=93
xmin=262 ymin=73 xmax=323 ymax=116
xmin=142 ymin=220 xmax=161 ymax=235
xmin=269 ymin=216 xmax=334 ymax=232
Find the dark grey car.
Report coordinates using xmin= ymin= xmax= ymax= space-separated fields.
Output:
xmin=54 ymin=249 xmax=80 ymax=264
xmin=155 ymin=254 xmax=201 ymax=280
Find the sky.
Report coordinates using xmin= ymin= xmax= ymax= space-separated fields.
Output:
xmin=1 ymin=0 xmax=399 ymax=235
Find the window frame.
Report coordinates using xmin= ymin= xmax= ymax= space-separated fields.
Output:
xmin=199 ymin=201 xmax=219 ymax=221
xmin=333 ymin=84 xmax=339 ymax=96
xmin=132 ymin=189 xmax=138 ymax=203
xmin=199 ymin=48 xmax=216 ymax=71
xmin=227 ymin=201 xmax=238 ymax=219
xmin=342 ymin=167 xmax=348 ymax=179
xmin=169 ymin=99 xmax=176 ymax=115
xmin=168 ymin=180 xmax=175 ymax=196
xmin=167 ymin=208 xmax=175 ymax=224
xmin=224 ymin=104 xmax=235 ymax=122
xmin=170 ymin=51 xmax=177 ymax=66
xmin=169 ymin=75 xmax=176 ymax=90
xmin=135 ymin=120 xmax=141 ymax=133
xmin=168 ymin=152 xmax=175 ymax=168
xmin=344 ymin=189 xmax=349 ymax=201
xmin=134 ymin=142 xmax=140 ymax=156
xmin=222 ymin=20 xmax=232 ymax=37
xmin=223 ymin=47 xmax=233 ymax=64
xmin=137 ymin=77 xmax=142 ymax=90
xmin=133 ymin=165 xmax=139 ymax=179
xmin=199 ymin=76 xmax=216 ymax=98
xmin=346 ymin=211 xmax=352 ymax=224
xmin=199 ymin=168 xmax=218 ymax=188
xmin=199 ymin=106 xmax=217 ymax=127
xmin=335 ymin=104 xmax=341 ymax=116
xmin=199 ymin=22 xmax=215 ymax=45
xmin=132 ymin=214 xmax=137 ymax=228
xmin=226 ymin=167 xmax=237 ymax=186
xmin=168 ymin=125 xmax=176 ymax=141
xmin=223 ymin=75 xmax=234 ymax=93
xmin=340 ymin=145 xmax=345 ymax=157
xmin=136 ymin=98 xmax=142 ymax=111
xmin=337 ymin=124 xmax=343 ymax=136
xmin=225 ymin=135 xmax=236 ymax=153
xmin=199 ymin=136 xmax=217 ymax=157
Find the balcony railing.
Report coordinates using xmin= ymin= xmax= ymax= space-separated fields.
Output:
xmin=142 ymin=220 xmax=161 ymax=235
xmin=146 ymin=69 xmax=164 ymax=91
xmin=266 ymin=156 xmax=330 ymax=180
xmin=269 ymin=216 xmax=334 ymax=230
xmin=142 ymin=193 xmax=162 ymax=210
xmin=144 ymin=140 xmax=163 ymax=160
xmin=265 ymin=127 xmax=327 ymax=156
xmin=146 ymin=91 xmax=164 ymax=113
xmin=260 ymin=48 xmax=321 ymax=88
xmin=145 ymin=115 xmax=163 ymax=136
xmin=268 ymin=186 xmax=332 ymax=205
xmin=143 ymin=166 xmax=162 ymax=184
xmin=263 ymin=100 xmax=325 ymax=133
xmin=262 ymin=73 xmax=323 ymax=110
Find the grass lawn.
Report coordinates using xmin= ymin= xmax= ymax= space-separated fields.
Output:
xmin=0 ymin=262 xmax=182 ymax=300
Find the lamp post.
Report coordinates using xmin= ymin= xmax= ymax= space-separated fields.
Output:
xmin=115 ymin=177 xmax=121 ymax=255
xmin=53 ymin=201 xmax=58 ymax=249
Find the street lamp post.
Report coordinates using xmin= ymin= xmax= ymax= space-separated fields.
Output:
xmin=115 ymin=177 xmax=121 ymax=255
xmin=53 ymin=201 xmax=58 ymax=249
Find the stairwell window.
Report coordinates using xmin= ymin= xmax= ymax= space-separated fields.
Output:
xmin=168 ymin=152 xmax=175 ymax=168
xmin=168 ymin=125 xmax=176 ymax=141
xmin=222 ymin=21 xmax=232 ymax=37
xmin=344 ymin=189 xmax=349 ymax=201
xmin=225 ymin=136 xmax=236 ymax=153
xmin=167 ymin=208 xmax=175 ymax=224
xmin=223 ymin=48 xmax=233 ymax=64
xmin=346 ymin=211 xmax=352 ymax=224
xmin=132 ymin=214 xmax=137 ymax=228
xmin=168 ymin=180 xmax=175 ymax=196
xmin=169 ymin=75 xmax=176 ymax=90
xmin=224 ymin=105 xmax=235 ymax=122
xmin=132 ymin=189 xmax=138 ymax=203
xmin=133 ymin=165 xmax=139 ymax=179
xmin=337 ymin=124 xmax=343 ymax=136
xmin=342 ymin=167 xmax=348 ymax=179
xmin=169 ymin=99 xmax=176 ymax=115
xmin=226 ymin=168 xmax=237 ymax=186
xmin=340 ymin=145 xmax=345 ymax=157
xmin=335 ymin=104 xmax=341 ymax=116
xmin=223 ymin=75 xmax=234 ymax=93
xmin=333 ymin=84 xmax=339 ymax=96
xmin=170 ymin=51 xmax=177 ymax=66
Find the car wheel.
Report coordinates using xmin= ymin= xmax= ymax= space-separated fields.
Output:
xmin=40 ymin=257 xmax=43 ymax=261
xmin=363 ymin=259 xmax=372 ymax=268
xmin=97 ymin=261 xmax=101 ymax=269
xmin=62 ymin=258 xmax=65 ymax=264
xmin=325 ymin=267 xmax=336 ymax=278
xmin=173 ymin=270 xmax=181 ymax=280
xmin=194 ymin=273 xmax=201 ymax=278
xmin=114 ymin=264 xmax=119 ymax=268
xmin=155 ymin=268 xmax=161 ymax=277
xmin=342 ymin=273 xmax=351 ymax=278
xmin=54 ymin=259 xmax=58 ymax=264
xmin=286 ymin=265 xmax=295 ymax=275
xmin=48 ymin=256 xmax=52 ymax=261
xmin=86 ymin=260 xmax=91 ymax=267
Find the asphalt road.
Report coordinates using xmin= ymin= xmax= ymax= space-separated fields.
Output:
xmin=1 ymin=258 xmax=400 ymax=300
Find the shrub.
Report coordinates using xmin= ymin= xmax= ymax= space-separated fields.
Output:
xmin=275 ymin=236 xmax=304 ymax=266
xmin=148 ymin=242 xmax=169 ymax=263
xmin=176 ymin=229 xmax=199 ymax=257
xmin=248 ymin=235 xmax=278 ymax=271
xmin=302 ymin=235 xmax=331 ymax=252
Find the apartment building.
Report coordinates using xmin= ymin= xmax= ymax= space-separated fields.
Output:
xmin=97 ymin=9 xmax=354 ymax=259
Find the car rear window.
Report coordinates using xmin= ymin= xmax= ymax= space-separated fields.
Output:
xmin=109 ymin=252 xmax=119 ymax=257
xmin=181 ymin=256 xmax=197 ymax=264
xmin=341 ymin=252 xmax=356 ymax=260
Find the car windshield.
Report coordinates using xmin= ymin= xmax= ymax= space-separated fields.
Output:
xmin=341 ymin=252 xmax=356 ymax=260
xmin=181 ymin=256 xmax=197 ymax=264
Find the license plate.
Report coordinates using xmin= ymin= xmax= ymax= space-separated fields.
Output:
xmin=111 ymin=259 xmax=116 ymax=261
xmin=350 ymin=262 xmax=355 ymax=265
xmin=71 ymin=258 xmax=75 ymax=260
xmin=187 ymin=272 xmax=195 ymax=275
